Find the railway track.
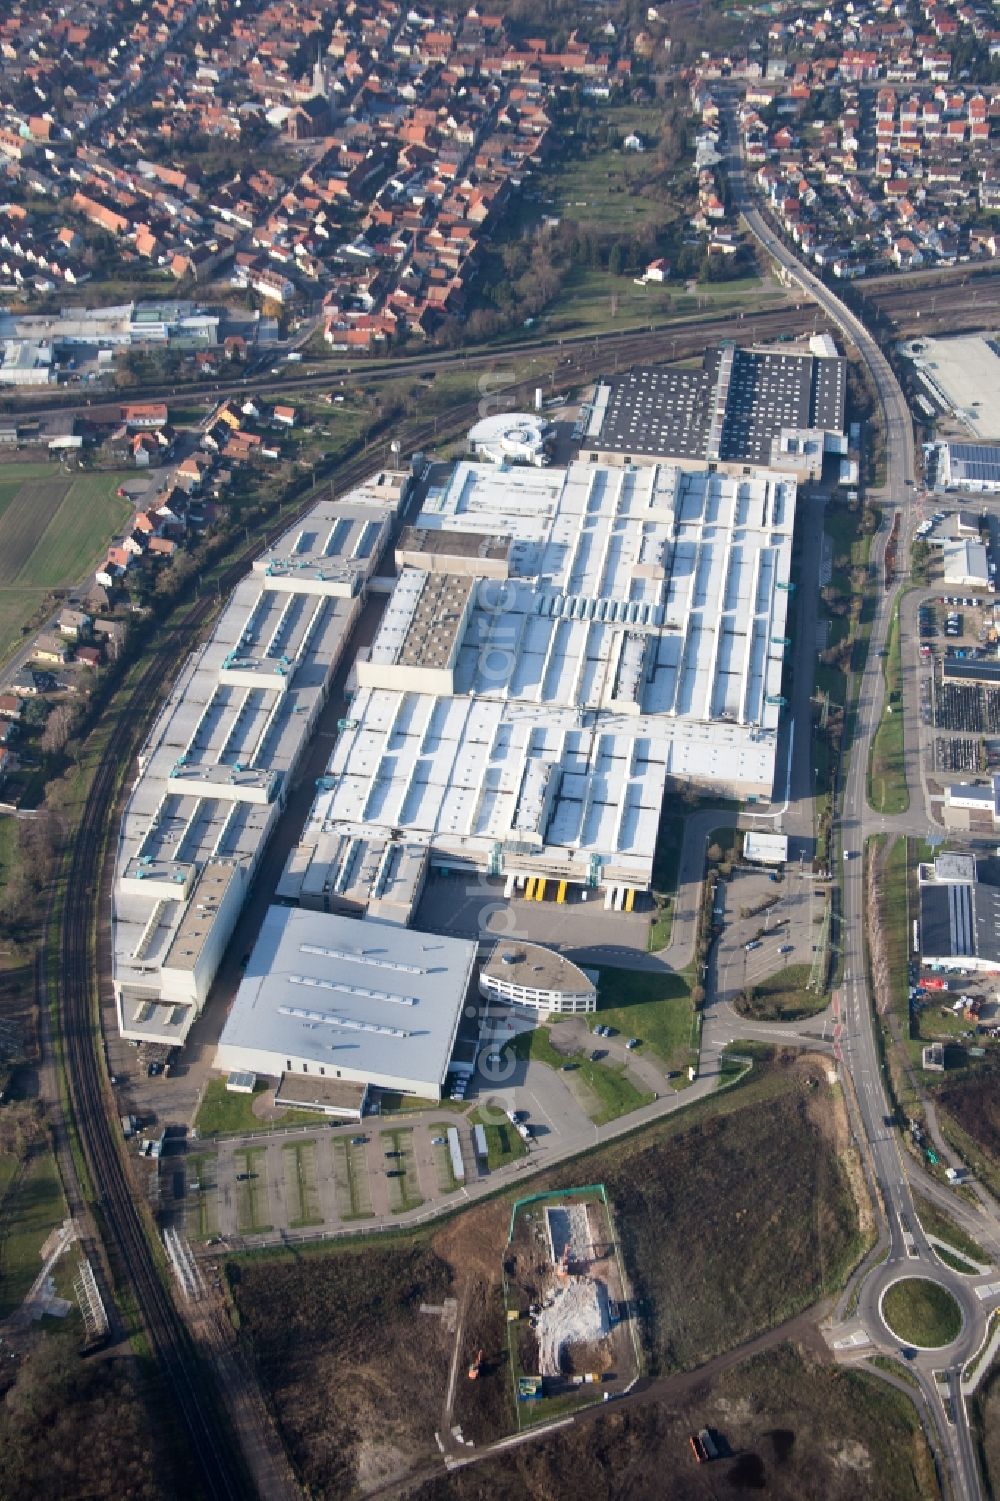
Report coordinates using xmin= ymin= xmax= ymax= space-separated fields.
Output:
xmin=7 ymin=267 xmax=997 ymax=426
xmin=53 ymin=381 xmax=498 ymax=1494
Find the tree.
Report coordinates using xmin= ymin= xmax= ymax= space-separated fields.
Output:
xmin=40 ymin=703 xmax=74 ymax=757
xmin=21 ymin=697 xmax=51 ymax=730
xmin=706 ymin=842 xmax=723 ymax=864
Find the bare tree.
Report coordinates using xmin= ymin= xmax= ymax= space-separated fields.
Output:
xmin=40 ymin=703 xmax=74 ymax=758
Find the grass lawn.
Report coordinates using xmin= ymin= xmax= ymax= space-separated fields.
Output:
xmin=883 ymin=837 xmax=912 ymax=1034
xmin=881 ymin=1277 xmax=962 ymax=1348
xmin=0 ymin=1146 xmax=68 ymax=1319
xmin=193 ymin=1078 xmax=321 ymax=1138
xmin=868 ymin=603 xmax=909 ymax=815
xmin=0 ymin=588 xmax=50 ymax=669
xmin=735 ymin=963 xmax=829 ymax=1023
xmin=593 ymin=965 xmax=694 ymax=1070
xmin=540 ymin=105 xmax=678 ymax=230
xmin=381 ymin=1127 xmax=423 ymax=1213
xmin=467 ymin=1109 xmax=526 ymax=1171
xmin=912 ymin=1192 xmax=987 ymax=1265
xmin=540 ymin=266 xmax=781 ymax=340
xmin=376 ymin=1092 xmax=439 ymax=1116
xmin=510 ymin=1026 xmax=654 ymax=1125
xmin=934 ymin=1244 xmax=979 ymax=1275
xmin=234 ymin=1147 xmax=271 ymax=1234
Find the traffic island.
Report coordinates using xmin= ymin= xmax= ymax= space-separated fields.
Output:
xmin=880 ymin=1277 xmax=963 ymax=1349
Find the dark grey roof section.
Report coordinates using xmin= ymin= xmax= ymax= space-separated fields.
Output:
xmin=810 ymin=354 xmax=846 ymax=432
xmin=592 ymin=346 xmax=845 ymax=465
xmin=596 ymin=365 xmax=713 ymax=461
xmin=921 ymin=877 xmax=1000 ymax=965
xmin=942 ymin=658 xmax=1000 ymax=684
xmin=974 ymin=883 xmax=1000 ymax=966
xmin=919 ymin=881 xmax=972 ymax=958
xmin=719 ymin=349 xmax=812 ymax=463
xmin=947 ymin=443 xmax=1000 ymax=487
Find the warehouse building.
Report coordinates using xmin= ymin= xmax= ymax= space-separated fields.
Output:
xmin=112 ymin=475 xmax=410 ymax=1046
xmin=917 ymin=853 xmax=1000 ymax=973
xmin=581 ymin=337 xmax=845 ymax=476
xmin=942 ymin=539 xmax=992 ymax=589
xmin=0 ymin=338 xmax=54 ymax=386
xmin=943 ymin=776 xmax=1000 ymax=832
xmin=214 ymin=906 xmax=477 ymax=1102
xmin=936 ymin=442 xmax=1000 ymax=494
xmin=282 ymin=456 xmax=797 ymax=906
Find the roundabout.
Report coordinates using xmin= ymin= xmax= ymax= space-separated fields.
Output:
xmin=879 ymin=1277 xmax=964 ymax=1351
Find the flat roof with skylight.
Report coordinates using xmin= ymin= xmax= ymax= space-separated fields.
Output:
xmin=288 ymin=457 xmax=797 ymax=898
xmin=214 ymin=906 xmax=477 ymax=1099
xmin=583 ymin=339 xmax=845 ymax=471
xmin=112 ymin=474 xmax=409 ymax=1046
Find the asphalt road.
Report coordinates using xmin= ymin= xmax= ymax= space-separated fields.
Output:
xmin=719 ymin=89 xmax=992 ymax=1501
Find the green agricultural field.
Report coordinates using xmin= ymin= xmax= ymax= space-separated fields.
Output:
xmin=0 ymin=463 xmax=132 ymax=665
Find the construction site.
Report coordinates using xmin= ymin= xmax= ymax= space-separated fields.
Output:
xmin=502 ymin=1188 xmax=639 ymax=1417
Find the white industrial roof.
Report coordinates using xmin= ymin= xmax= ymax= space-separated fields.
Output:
xmin=943 ymin=540 xmax=990 ymax=586
xmin=295 ymin=459 xmax=796 ymax=892
xmin=113 ymin=475 xmax=406 ymax=1041
xmin=468 ymin=411 xmax=549 ymax=464
xmin=906 ymin=334 xmax=1000 ymax=439
xmin=217 ymin=906 xmax=475 ymax=1094
xmin=743 ymin=831 xmax=789 ymax=863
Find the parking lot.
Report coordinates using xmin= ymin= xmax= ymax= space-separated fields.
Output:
xmin=713 ymin=865 xmax=828 ymax=1004
xmin=911 ymin=584 xmax=1000 ymax=783
xmin=177 ymin=1113 xmax=491 ymax=1243
xmin=157 ymin=1006 xmax=619 ymax=1246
